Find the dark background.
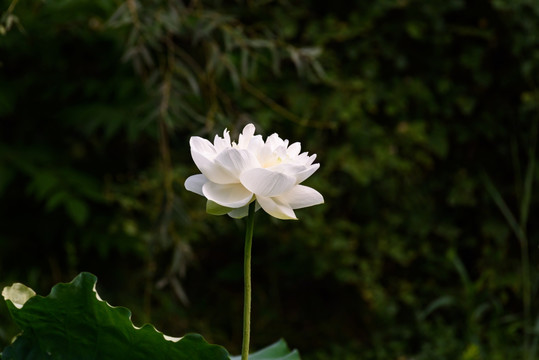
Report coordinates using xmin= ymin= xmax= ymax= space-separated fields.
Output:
xmin=1 ymin=0 xmax=538 ymax=358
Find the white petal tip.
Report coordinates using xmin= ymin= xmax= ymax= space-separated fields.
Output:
xmin=184 ymin=174 xmax=207 ymax=196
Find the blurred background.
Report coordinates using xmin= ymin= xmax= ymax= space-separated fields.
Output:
xmin=1 ymin=0 xmax=538 ymax=359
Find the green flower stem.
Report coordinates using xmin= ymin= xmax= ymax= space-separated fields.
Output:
xmin=242 ymin=201 xmax=256 ymax=360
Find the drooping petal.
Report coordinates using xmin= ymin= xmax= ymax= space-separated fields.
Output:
xmin=277 ymin=185 xmax=324 ymax=209
xmin=202 ymin=182 xmax=253 ymax=208
xmin=184 ymin=174 xmax=207 ymax=196
xmin=191 ymin=150 xmax=237 ymax=184
xmin=190 ymin=137 xmax=216 ymax=157
xmin=240 ymin=168 xmax=297 ymax=197
xmin=256 ymin=196 xmax=297 ymax=220
xmin=295 ymin=163 xmax=320 ymax=184
xmin=214 ymin=148 xmax=259 ymax=178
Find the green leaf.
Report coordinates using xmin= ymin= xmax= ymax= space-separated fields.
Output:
xmin=1 ymin=272 xmax=230 ymax=360
xmin=64 ymin=197 xmax=89 ymax=225
xmin=206 ymin=200 xmax=234 ymax=215
xmin=45 ymin=190 xmax=69 ymax=211
xmin=26 ymin=171 xmax=58 ymax=201
xmin=230 ymin=339 xmax=301 ymax=360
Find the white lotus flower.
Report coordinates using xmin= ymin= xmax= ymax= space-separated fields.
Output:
xmin=184 ymin=123 xmax=324 ymax=220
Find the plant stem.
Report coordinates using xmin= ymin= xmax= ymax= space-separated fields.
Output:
xmin=242 ymin=201 xmax=256 ymax=360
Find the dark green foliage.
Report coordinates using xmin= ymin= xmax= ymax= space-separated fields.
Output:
xmin=1 ymin=0 xmax=538 ymax=359
xmin=2 ymin=272 xmax=230 ymax=360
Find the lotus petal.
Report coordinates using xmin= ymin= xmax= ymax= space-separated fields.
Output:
xmin=240 ymin=168 xmax=296 ymax=197
xmin=277 ymin=185 xmax=324 ymax=209
xmin=214 ymin=148 xmax=259 ymax=178
xmin=267 ymin=163 xmax=306 ymax=178
xmin=191 ymin=150 xmax=237 ymax=184
xmin=256 ymin=196 xmax=297 ymax=220
xmin=295 ymin=163 xmax=320 ymax=184
xmin=184 ymin=174 xmax=207 ymax=196
xmin=247 ymin=135 xmax=264 ymax=153
xmin=202 ymin=182 xmax=253 ymax=208
xmin=287 ymin=142 xmax=301 ymax=157
xmin=238 ymin=124 xmax=256 ymax=148
xmin=213 ymin=129 xmax=231 ymax=152
xmin=190 ymin=137 xmax=216 ymax=156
